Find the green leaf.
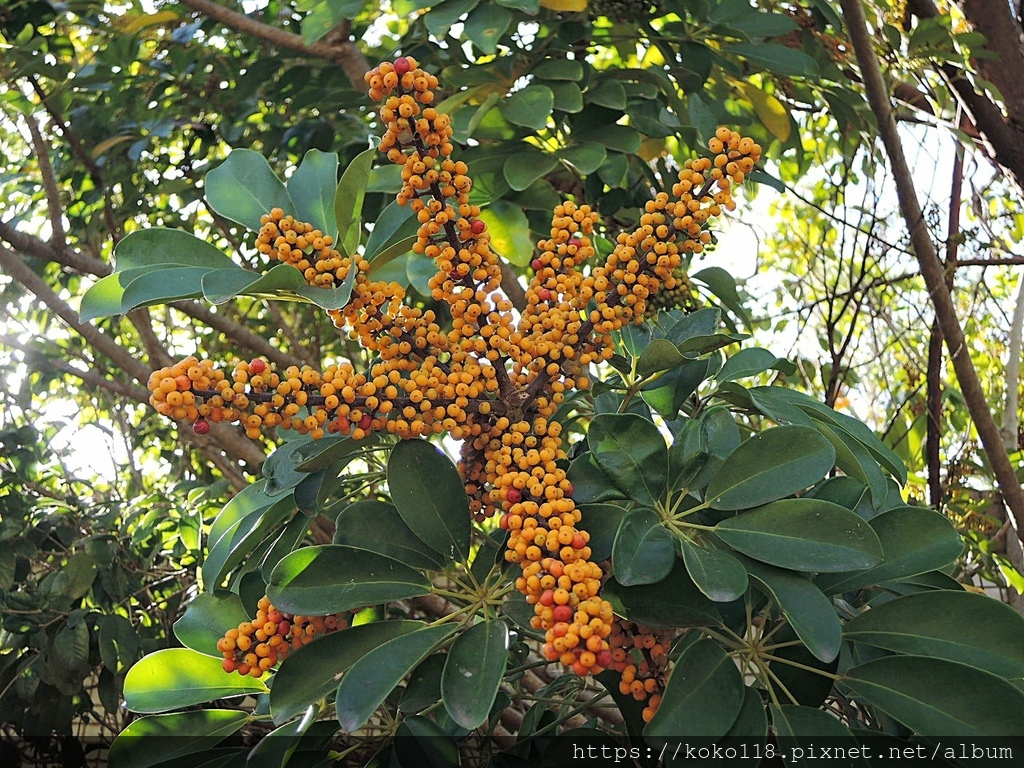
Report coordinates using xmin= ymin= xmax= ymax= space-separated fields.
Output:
xmin=603 ymin=560 xmax=720 ymax=628
xmin=114 ymin=228 xmax=238 ymax=272
xmin=99 ymin=615 xmax=140 ymax=674
xmin=334 ymin=146 xmax=376 ymax=256
xmin=80 ymin=269 xmax=142 ymax=321
xmin=335 ymin=625 xmax=457 ymax=731
xmin=743 ymin=558 xmax=841 ymax=663
xmin=843 ymin=591 xmax=1024 ymax=678
xmin=364 ymin=200 xmax=418 ymax=262
xmin=463 ymin=3 xmax=513 ymax=55
xmin=202 ymin=496 xmax=293 ymax=589
xmin=690 ymin=267 xmax=750 ymax=326
xmin=811 ymin=418 xmax=887 ymax=506
xmin=577 ymin=503 xmax=627 ymax=562
xmin=206 ymin=149 xmax=294 ymax=231
xmin=53 ymin=620 xmax=90 ymax=671
xmin=499 ymin=84 xmax=554 ymax=130
xmin=724 ymin=11 xmax=799 ymax=38
xmin=566 ymin=454 xmax=627 ymax=504
xmin=612 ymin=507 xmax=676 ymax=586
xmin=400 ymin=654 xmax=445 ymax=714
xmin=424 ymin=0 xmax=480 ymax=38
xmin=642 ymin=359 xmax=710 ymax=420
xmin=636 ymin=339 xmax=686 ymax=378
xmin=173 ymin=592 xmax=250 ymax=656
xmin=705 ymin=425 xmax=835 ymax=510
xmin=532 ymin=59 xmax=584 ymax=80
xmin=680 ymin=540 xmax=748 ymax=602
xmin=442 ymin=621 xmax=509 ymax=729
xmin=334 ymin=499 xmax=446 ymax=570
xmin=645 ymin=639 xmax=745 ymax=738
xmin=478 ymin=199 xmax=534 ymax=265
xmin=816 ymin=506 xmax=963 ymax=594
xmin=120 ymin=266 xmax=207 ymax=312
xmin=586 ymin=78 xmax=627 ymax=110
xmin=387 ymin=439 xmax=471 ymax=562
xmin=716 ymin=347 xmax=795 ymax=382
xmin=546 ymin=80 xmax=583 ymax=112
xmin=287 ymin=148 xmax=339 ymax=237
xmin=770 ymin=704 xmax=867 ymax=766
xmin=724 ymin=42 xmax=819 ymax=77
xmin=393 ymin=715 xmax=462 ymax=767
xmin=714 ymin=498 xmax=883 ymax=572
xmin=575 ymin=124 xmax=642 ymax=153
xmin=298 ymin=0 xmax=365 ymax=45
xmin=123 ymin=649 xmax=268 ymax=713
xmin=588 ymin=413 xmax=668 ymax=506
xmin=201 ymin=262 xmax=356 ymax=310
xmin=107 ymin=710 xmax=250 ymax=768
xmin=266 ymin=544 xmax=432 ymax=615
xmin=270 ymin=620 xmax=424 ymax=722
xmin=558 ymin=141 xmax=607 ymax=174
xmin=843 ymin=656 xmax=1024 ymax=736
xmin=503 ymin=149 xmax=558 ymax=191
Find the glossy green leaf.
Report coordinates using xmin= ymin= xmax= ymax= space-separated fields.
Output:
xmin=442 ymin=621 xmax=509 ymax=729
xmin=743 ymin=558 xmax=841 ymax=663
xmin=715 ymin=498 xmax=883 ymax=573
xmin=387 ymin=439 xmax=471 ymax=562
xmin=546 ymin=80 xmax=583 ymax=112
xmin=270 ymin=620 xmax=424 ymax=722
xmin=642 ymin=358 xmax=710 ymax=420
xmin=98 ymin=615 xmax=140 ymax=674
xmin=201 ymin=262 xmax=356 ymax=310
xmin=588 ymin=413 xmax=668 ymax=506
xmin=424 ymin=0 xmax=480 ymax=37
xmin=287 ymin=148 xmax=338 ymax=237
xmin=119 ymin=266 xmax=207 ymax=312
xmin=716 ymin=347 xmax=795 ymax=382
xmin=364 ymin=200 xmax=418 ymax=262
xmin=636 ymin=339 xmax=686 ymax=378
xmin=478 ymin=199 xmax=534 ymax=265
xmin=114 ymin=228 xmax=238 ymax=272
xmin=680 ymin=540 xmax=748 ymax=602
xmin=335 ymin=625 xmax=457 ymax=731
xmin=206 ymin=149 xmax=293 ymax=231
xmin=246 ymin=706 xmax=318 ymax=768
xmin=811 ymin=418 xmax=887 ymax=505
xmin=334 ymin=146 xmax=376 ymax=256
xmin=816 ymin=506 xmax=963 ymax=594
xmin=393 ymin=715 xmax=461 ymax=767
xmin=646 ymin=639 xmax=745 ymax=738
xmin=577 ymin=503 xmax=627 ymax=562
xmin=399 ymin=653 xmax=445 ymax=714
xmin=202 ymin=496 xmax=294 ymax=589
xmin=724 ymin=42 xmax=819 ymax=77
xmin=500 ymin=84 xmax=554 ymax=130
xmin=843 ymin=656 xmax=1024 ymax=736
xmin=567 ymin=453 xmax=627 ymax=504
xmin=334 ymin=499 xmax=446 ymax=570
xmin=463 ymin=3 xmax=512 ymax=55
xmin=80 ymin=269 xmax=145 ymax=321
xmin=767 ymin=626 xmax=838 ymax=709
xmin=578 ymin=123 xmax=642 ymax=153
xmin=292 ymin=432 xmax=377 ymax=472
xmin=705 ymin=425 xmax=835 ymax=510
xmin=558 ymin=141 xmax=607 ymax=174
xmin=843 ymin=591 xmax=1024 ymax=677
xmin=586 ymin=78 xmax=627 ymax=110
xmin=503 ymin=149 xmax=558 ymax=191
xmin=266 ymin=545 xmax=432 ymax=615
xmin=690 ymin=267 xmax=750 ymax=327
xmin=173 ymin=592 xmax=250 ymax=656
xmin=107 ymin=710 xmax=250 ymax=768
xmin=612 ymin=507 xmax=676 ymax=586
xmin=603 ymin=560 xmax=720 ymax=628
xmin=123 ymin=648 xmax=267 ymax=713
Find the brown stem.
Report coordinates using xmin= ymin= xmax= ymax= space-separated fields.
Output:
xmin=840 ymin=0 xmax=1024 ymax=541
xmin=25 ymin=116 xmax=66 ymax=246
xmin=178 ymin=0 xmax=370 ymax=89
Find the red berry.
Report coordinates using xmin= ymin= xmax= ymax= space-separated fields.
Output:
xmin=565 ymin=482 xmax=574 ymax=497
xmin=358 ymin=414 xmax=372 ymax=430
xmin=539 ymin=589 xmax=555 ymax=607
xmin=506 ymin=488 xmax=522 ymax=504
xmin=596 ymin=650 xmax=613 ymax=668
xmin=471 ymin=219 xmax=486 ymax=235
xmin=531 ymin=258 xmax=544 ymax=271
xmin=537 ymin=288 xmax=552 ymax=302
xmin=499 ymin=513 xmax=510 ymax=530
xmin=249 ymin=358 xmax=267 ymax=374
xmin=553 ymin=605 xmax=573 ymax=623
xmin=337 ymin=416 xmax=351 ymax=433
xmin=192 ymin=419 xmax=210 ymax=435
xmin=394 ymin=57 xmax=411 ymax=75
xmin=568 ymin=238 xmax=582 ymax=248
xmin=571 ymin=533 xmax=587 ymax=550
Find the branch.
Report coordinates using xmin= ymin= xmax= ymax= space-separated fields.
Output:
xmin=0 ymin=219 xmax=106 ymax=276
xmin=178 ymin=0 xmax=370 ymax=88
xmin=25 ymin=116 xmax=66 ymax=246
xmin=0 ymin=244 xmax=150 ymax=384
xmin=840 ymin=0 xmax=1024 ymax=542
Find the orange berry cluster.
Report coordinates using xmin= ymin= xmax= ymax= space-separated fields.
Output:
xmin=217 ymin=596 xmax=350 ymax=677
xmin=608 ymin=620 xmax=677 ymax=722
xmin=257 ymin=210 xmax=351 ymax=288
xmin=153 ymin=59 xmax=760 ymax=686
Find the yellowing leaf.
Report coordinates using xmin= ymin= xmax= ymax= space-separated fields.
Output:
xmin=113 ymin=10 xmax=181 ymax=34
xmin=738 ymin=82 xmax=791 ymax=143
xmin=540 ymin=0 xmax=588 ymax=11
xmin=638 ymin=137 xmax=667 ymax=163
xmin=92 ymin=135 xmax=138 ymax=159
